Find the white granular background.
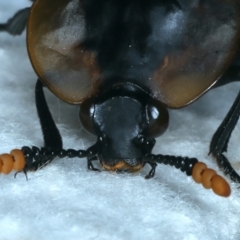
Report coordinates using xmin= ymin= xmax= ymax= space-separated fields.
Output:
xmin=0 ymin=1 xmax=240 ymax=240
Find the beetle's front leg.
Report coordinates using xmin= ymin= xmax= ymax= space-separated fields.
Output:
xmin=88 ymin=156 xmax=101 ymax=172
xmin=209 ymin=91 xmax=240 ymax=183
xmin=0 ymin=7 xmax=30 ymax=35
xmin=0 ymin=78 xmax=100 ymax=175
xmin=144 ymin=162 xmax=157 ymax=179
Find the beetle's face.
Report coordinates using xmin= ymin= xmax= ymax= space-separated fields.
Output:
xmin=79 ymin=88 xmax=169 ymax=172
xmin=96 ymin=129 xmax=157 ymax=172
xmin=97 ymin=130 xmax=158 ymax=172
xmin=94 ymin=97 xmax=146 ymax=172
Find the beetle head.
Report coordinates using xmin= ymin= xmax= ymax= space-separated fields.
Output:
xmin=79 ymin=85 xmax=169 ymax=172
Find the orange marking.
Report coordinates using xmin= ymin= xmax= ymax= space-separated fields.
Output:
xmin=161 ymin=56 xmax=169 ymax=70
xmin=192 ymin=162 xmax=207 ymax=183
xmin=201 ymin=169 xmax=216 ymax=189
xmin=101 ymin=161 xmax=143 ymax=173
xmin=11 ymin=149 xmax=26 ymax=171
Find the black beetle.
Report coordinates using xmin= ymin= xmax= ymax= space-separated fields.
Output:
xmin=1 ymin=0 xmax=240 ymax=197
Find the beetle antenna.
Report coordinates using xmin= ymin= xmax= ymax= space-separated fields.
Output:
xmin=0 ymin=143 xmax=99 ymax=177
xmin=145 ymin=154 xmax=231 ymax=197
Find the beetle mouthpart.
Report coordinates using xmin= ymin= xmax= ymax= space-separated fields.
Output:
xmin=192 ymin=162 xmax=231 ymax=197
xmin=101 ymin=160 xmax=143 ymax=173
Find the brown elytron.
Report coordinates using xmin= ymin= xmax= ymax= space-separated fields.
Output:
xmin=149 ymin=0 xmax=240 ymax=107
xmin=27 ymin=0 xmax=102 ymax=104
xmin=28 ymin=0 xmax=240 ymax=108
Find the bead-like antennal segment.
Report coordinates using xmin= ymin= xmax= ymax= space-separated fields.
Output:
xmin=144 ymin=154 xmax=231 ymax=197
xmin=0 ymin=149 xmax=26 ymax=174
xmin=192 ymin=162 xmax=231 ymax=197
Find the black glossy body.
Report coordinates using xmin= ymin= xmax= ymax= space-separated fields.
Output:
xmin=1 ymin=0 xmax=240 ymax=184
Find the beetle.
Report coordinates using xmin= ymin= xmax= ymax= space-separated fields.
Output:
xmin=0 ymin=0 xmax=240 ymax=197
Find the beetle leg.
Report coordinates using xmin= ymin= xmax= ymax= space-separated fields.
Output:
xmin=14 ymin=169 xmax=28 ymax=181
xmin=0 ymin=7 xmax=30 ymax=35
xmin=35 ymin=79 xmax=63 ymax=149
xmin=209 ymin=91 xmax=240 ymax=183
xmin=0 ymin=24 xmax=6 ymax=32
xmin=87 ymin=156 xmax=101 ymax=172
xmin=144 ymin=162 xmax=157 ymax=179
xmin=0 ymin=79 xmax=100 ymax=175
xmin=12 ymin=79 xmax=64 ymax=171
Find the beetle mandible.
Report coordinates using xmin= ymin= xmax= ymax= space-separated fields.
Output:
xmin=1 ymin=0 xmax=240 ymax=197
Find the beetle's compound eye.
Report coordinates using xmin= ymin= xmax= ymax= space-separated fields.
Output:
xmin=145 ymin=99 xmax=169 ymax=138
xmin=79 ymin=98 xmax=96 ymax=135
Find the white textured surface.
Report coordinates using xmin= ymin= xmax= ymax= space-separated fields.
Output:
xmin=0 ymin=1 xmax=240 ymax=240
